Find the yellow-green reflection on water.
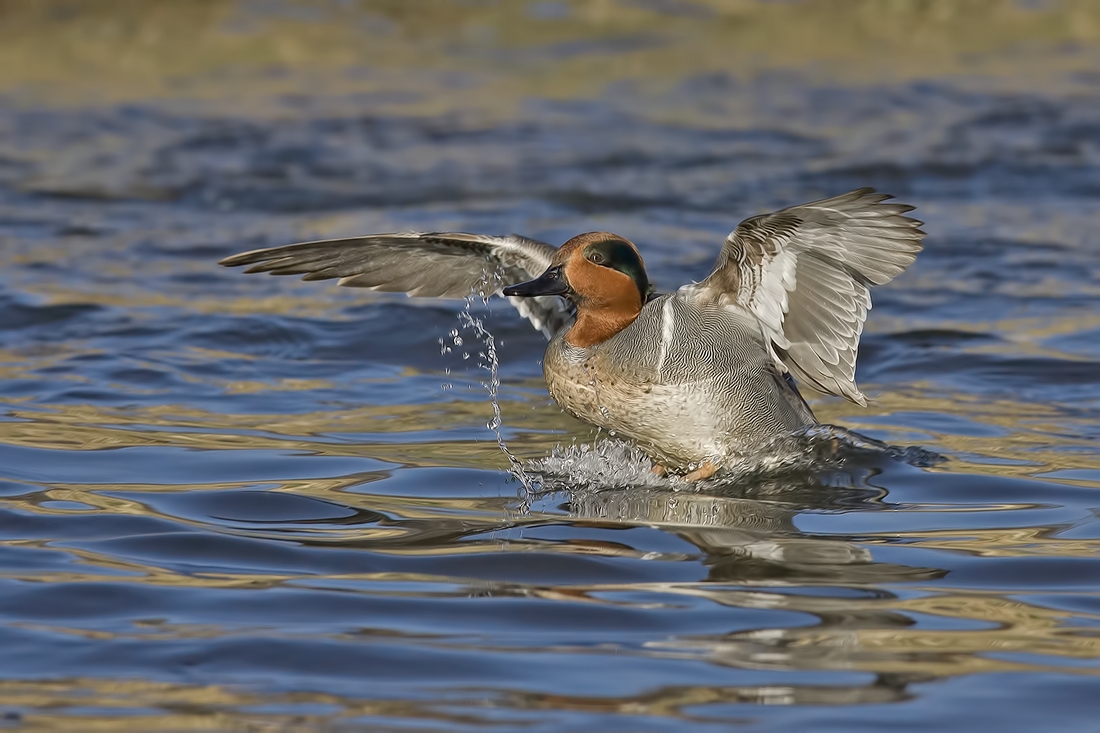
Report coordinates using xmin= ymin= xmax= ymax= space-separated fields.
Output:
xmin=4 ymin=0 xmax=1100 ymax=112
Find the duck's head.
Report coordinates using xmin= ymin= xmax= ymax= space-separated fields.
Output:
xmin=503 ymin=232 xmax=651 ymax=346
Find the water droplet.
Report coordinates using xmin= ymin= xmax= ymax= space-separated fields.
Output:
xmin=443 ymin=301 xmax=532 ymax=491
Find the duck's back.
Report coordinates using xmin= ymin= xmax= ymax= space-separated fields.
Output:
xmin=543 ymin=293 xmax=816 ymax=469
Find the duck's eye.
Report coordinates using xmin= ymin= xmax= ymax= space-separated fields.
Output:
xmin=588 ymin=252 xmax=606 ymax=265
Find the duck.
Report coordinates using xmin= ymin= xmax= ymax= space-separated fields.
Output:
xmin=221 ymin=188 xmax=924 ymax=480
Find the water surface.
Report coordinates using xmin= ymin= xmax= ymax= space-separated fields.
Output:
xmin=1 ymin=1 xmax=1100 ymax=730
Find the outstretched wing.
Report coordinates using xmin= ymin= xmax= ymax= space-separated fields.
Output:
xmin=220 ymin=232 xmax=571 ymax=337
xmin=686 ymin=188 xmax=924 ymax=405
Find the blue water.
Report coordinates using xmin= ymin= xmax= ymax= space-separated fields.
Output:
xmin=1 ymin=2 xmax=1100 ymax=730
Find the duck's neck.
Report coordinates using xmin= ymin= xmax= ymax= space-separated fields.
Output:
xmin=565 ymin=306 xmax=640 ymax=348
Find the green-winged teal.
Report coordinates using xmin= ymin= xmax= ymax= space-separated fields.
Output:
xmin=222 ymin=188 xmax=924 ymax=479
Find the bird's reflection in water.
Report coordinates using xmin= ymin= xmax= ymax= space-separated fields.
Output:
xmin=497 ymin=673 xmax=923 ymax=715
xmin=532 ymin=450 xmax=946 ymax=709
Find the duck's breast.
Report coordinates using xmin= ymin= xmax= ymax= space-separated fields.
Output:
xmin=544 ymin=294 xmax=814 ymax=467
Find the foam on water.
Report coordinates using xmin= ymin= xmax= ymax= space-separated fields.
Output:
xmin=525 ymin=438 xmax=672 ymax=491
xmin=522 ymin=426 xmax=945 ymax=493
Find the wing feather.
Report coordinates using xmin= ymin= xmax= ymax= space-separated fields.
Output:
xmin=687 ymin=188 xmax=924 ymax=405
xmin=221 ymin=232 xmax=571 ymax=338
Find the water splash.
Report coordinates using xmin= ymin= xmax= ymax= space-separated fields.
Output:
xmin=526 ymin=439 xmax=671 ymax=492
xmin=524 ymin=426 xmax=945 ymax=494
xmin=454 ymin=280 xmax=533 ymax=490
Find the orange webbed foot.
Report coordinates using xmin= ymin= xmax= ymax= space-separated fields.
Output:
xmin=683 ymin=461 xmax=717 ymax=482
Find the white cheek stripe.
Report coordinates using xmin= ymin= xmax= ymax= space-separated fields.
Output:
xmin=656 ymin=299 xmax=675 ymax=375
